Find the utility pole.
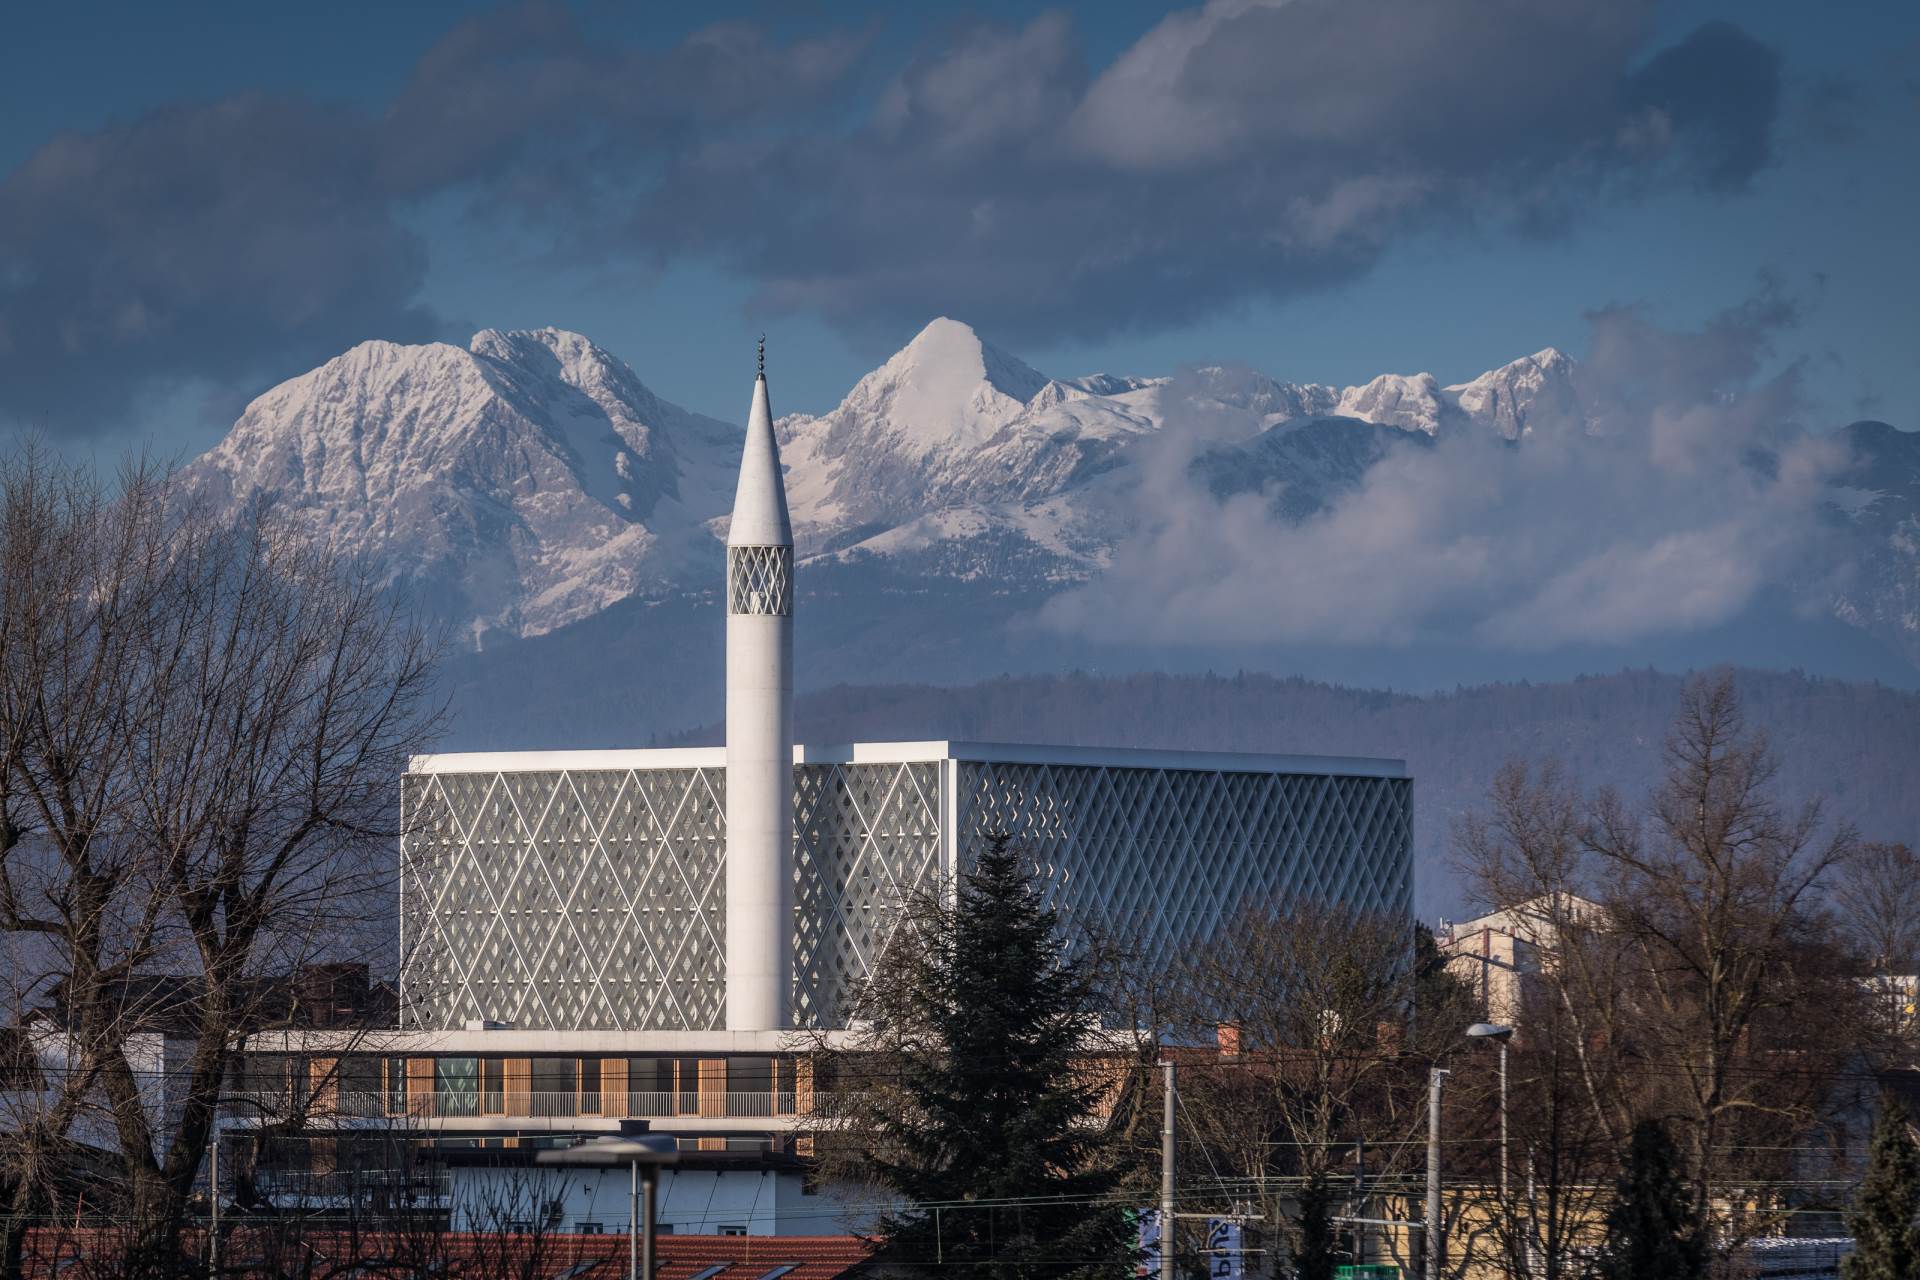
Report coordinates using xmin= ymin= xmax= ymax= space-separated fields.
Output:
xmin=1497 ymin=1039 xmax=1509 ymax=1206
xmin=1161 ymin=1060 xmax=1176 ymax=1280
xmin=209 ymin=1112 xmax=220 ymax=1280
xmin=1426 ymin=1068 xmax=1448 ymax=1280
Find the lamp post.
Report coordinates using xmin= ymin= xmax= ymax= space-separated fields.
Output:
xmin=537 ymin=1133 xmax=680 ymax=1280
xmin=1425 ymin=1066 xmax=1448 ymax=1280
xmin=1467 ymin=1024 xmax=1515 ymax=1269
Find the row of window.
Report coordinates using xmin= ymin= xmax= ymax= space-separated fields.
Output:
xmin=233 ymin=1054 xmax=804 ymax=1119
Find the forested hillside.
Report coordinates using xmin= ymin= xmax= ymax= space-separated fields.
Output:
xmin=678 ymin=667 xmax=1920 ymax=917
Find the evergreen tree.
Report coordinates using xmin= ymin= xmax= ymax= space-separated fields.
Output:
xmin=1293 ymin=1170 xmax=1338 ymax=1280
xmin=1842 ymin=1100 xmax=1920 ymax=1280
xmin=845 ymin=835 xmax=1136 ymax=1279
xmin=1595 ymin=1119 xmax=1706 ymax=1280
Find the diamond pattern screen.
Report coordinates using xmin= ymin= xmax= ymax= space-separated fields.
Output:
xmin=401 ymin=761 xmax=943 ymax=1031
xmin=727 ymin=545 xmax=792 ymax=616
xmin=792 ymin=761 xmax=943 ymax=1025
xmin=401 ymin=767 xmax=729 ymax=1031
xmin=953 ymin=762 xmax=1412 ymax=977
xmin=400 ymin=755 xmax=1410 ymax=1031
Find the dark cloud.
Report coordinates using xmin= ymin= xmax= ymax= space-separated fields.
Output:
xmin=629 ymin=2 xmax=1787 ymax=344
xmin=0 ymin=0 xmax=1787 ymax=432
xmin=378 ymin=4 xmax=867 ymax=199
xmin=1623 ymin=20 xmax=1781 ymax=192
xmin=0 ymin=96 xmax=438 ymax=433
xmin=0 ymin=3 xmax=865 ymax=435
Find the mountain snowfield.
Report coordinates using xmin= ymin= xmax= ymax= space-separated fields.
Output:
xmin=181 ymin=327 xmax=741 ymax=643
xmin=182 ymin=318 xmax=1919 ymax=673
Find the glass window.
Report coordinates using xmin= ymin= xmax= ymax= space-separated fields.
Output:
xmin=727 ymin=1057 xmax=773 ymax=1095
xmin=290 ymin=1058 xmax=311 ymax=1108
xmin=629 ymin=1057 xmax=668 ymax=1114
xmin=481 ymin=1058 xmax=505 ymax=1115
xmin=436 ymin=1057 xmax=478 ymax=1117
xmin=341 ymin=1055 xmax=378 ymax=1097
xmin=532 ymin=1058 xmax=577 ymax=1115
xmin=675 ymin=1058 xmax=699 ymax=1115
xmin=242 ymin=1053 xmax=287 ymax=1100
xmin=532 ymin=1057 xmax=578 ymax=1094
xmin=580 ymin=1058 xmax=602 ymax=1115
xmin=384 ymin=1057 xmax=408 ymax=1115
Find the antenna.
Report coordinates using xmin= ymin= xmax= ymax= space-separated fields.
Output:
xmin=757 ymin=333 xmax=765 ymax=378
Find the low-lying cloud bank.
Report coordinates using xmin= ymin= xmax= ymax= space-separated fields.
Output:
xmin=1040 ymin=294 xmax=1855 ymax=652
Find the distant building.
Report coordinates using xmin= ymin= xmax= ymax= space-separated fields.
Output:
xmin=1436 ymin=893 xmax=1601 ymax=1027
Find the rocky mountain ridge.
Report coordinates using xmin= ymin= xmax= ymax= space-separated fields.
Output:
xmin=181 ymin=319 xmax=1918 ymax=676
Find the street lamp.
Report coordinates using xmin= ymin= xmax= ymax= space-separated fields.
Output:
xmin=537 ymin=1132 xmax=680 ymax=1280
xmin=1465 ymin=1024 xmax=1513 ymax=1202
xmin=1467 ymin=1023 xmax=1515 ymax=1271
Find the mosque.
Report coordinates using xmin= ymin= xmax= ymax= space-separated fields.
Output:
xmin=240 ymin=352 xmax=1414 ymax=1236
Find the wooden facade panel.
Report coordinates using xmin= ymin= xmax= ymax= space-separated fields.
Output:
xmin=407 ymin=1058 xmax=435 ymax=1117
xmin=601 ymin=1058 xmax=628 ymax=1118
xmin=697 ymin=1058 xmax=725 ymax=1118
xmin=308 ymin=1057 xmax=340 ymax=1111
xmin=504 ymin=1058 xmax=531 ymax=1115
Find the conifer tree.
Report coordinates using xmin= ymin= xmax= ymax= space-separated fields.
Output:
xmin=1595 ymin=1119 xmax=1706 ymax=1280
xmin=1293 ymin=1171 xmax=1338 ymax=1280
xmin=836 ymin=834 xmax=1136 ymax=1279
xmin=1843 ymin=1101 xmax=1920 ymax=1280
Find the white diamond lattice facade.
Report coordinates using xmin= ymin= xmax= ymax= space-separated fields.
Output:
xmin=399 ymin=742 xmax=1411 ymax=1032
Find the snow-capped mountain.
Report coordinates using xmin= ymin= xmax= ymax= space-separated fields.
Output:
xmin=181 ymin=318 xmax=1915 ymax=675
xmin=776 ymin=317 xmax=1159 ymax=550
xmin=181 ymin=327 xmax=739 ymax=643
xmin=1447 ymin=347 xmax=1586 ymax=439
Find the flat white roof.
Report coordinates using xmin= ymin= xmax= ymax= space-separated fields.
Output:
xmin=410 ymin=740 xmax=1406 ymax=779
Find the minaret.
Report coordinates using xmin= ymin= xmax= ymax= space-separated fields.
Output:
xmin=724 ymin=337 xmax=795 ymax=1030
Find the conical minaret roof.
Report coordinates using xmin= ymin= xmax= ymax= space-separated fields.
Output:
xmin=728 ymin=351 xmax=792 ymax=548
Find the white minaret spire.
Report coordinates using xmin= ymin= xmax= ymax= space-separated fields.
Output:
xmin=724 ymin=336 xmax=795 ymax=1030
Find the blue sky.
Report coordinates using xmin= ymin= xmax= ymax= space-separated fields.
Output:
xmin=2 ymin=0 xmax=1915 ymax=456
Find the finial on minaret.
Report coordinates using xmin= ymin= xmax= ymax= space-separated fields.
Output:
xmin=757 ymin=333 xmax=765 ymax=380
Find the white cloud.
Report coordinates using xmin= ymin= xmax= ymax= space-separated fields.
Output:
xmin=1040 ymin=296 xmax=1848 ymax=652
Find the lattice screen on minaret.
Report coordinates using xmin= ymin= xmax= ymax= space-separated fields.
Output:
xmin=727 ymin=545 xmax=792 ymax=616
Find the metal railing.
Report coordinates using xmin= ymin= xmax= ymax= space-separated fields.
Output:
xmin=223 ymin=1089 xmax=813 ymax=1121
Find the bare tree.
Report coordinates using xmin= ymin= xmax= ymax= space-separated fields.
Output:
xmin=1833 ymin=841 xmax=1920 ymax=1037
xmin=1587 ymin=674 xmax=1860 ymax=1230
xmin=1169 ymin=897 xmax=1428 ymax=1276
xmin=0 ymin=446 xmax=183 ymax=1273
xmin=0 ymin=444 xmax=440 ymax=1265
xmin=1455 ymin=673 xmax=1870 ymax=1273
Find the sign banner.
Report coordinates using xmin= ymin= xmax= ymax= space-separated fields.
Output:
xmin=1206 ymin=1218 xmax=1243 ymax=1280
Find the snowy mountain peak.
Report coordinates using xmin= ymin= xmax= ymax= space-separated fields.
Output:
xmin=1337 ymin=370 xmax=1453 ymax=435
xmin=841 ymin=317 xmax=1052 ymax=450
xmin=181 ymin=328 xmax=740 ymax=644
xmin=1445 ymin=346 xmax=1585 ymax=439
